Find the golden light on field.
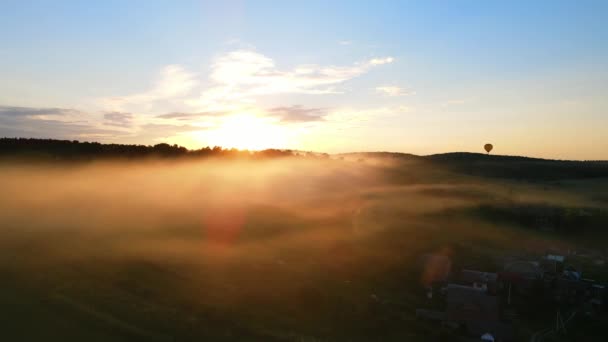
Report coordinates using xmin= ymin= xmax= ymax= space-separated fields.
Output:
xmin=200 ymin=114 xmax=289 ymax=150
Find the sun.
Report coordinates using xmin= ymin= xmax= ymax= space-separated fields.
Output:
xmin=202 ymin=114 xmax=288 ymax=150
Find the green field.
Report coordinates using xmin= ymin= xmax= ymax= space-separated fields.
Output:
xmin=1 ymin=155 xmax=607 ymax=341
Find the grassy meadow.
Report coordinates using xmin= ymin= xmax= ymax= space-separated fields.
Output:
xmin=1 ymin=155 xmax=607 ymax=341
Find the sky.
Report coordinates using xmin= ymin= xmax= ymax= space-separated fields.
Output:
xmin=1 ymin=1 xmax=607 ymax=159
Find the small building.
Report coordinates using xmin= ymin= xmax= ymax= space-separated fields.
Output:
xmin=498 ymin=261 xmax=543 ymax=295
xmin=444 ymin=284 xmax=514 ymax=340
xmin=446 ymin=284 xmax=500 ymax=324
xmin=554 ymin=278 xmax=590 ymax=304
xmin=540 ymin=254 xmax=565 ymax=274
xmin=546 ymin=254 xmax=565 ymax=263
xmin=589 ymin=283 xmax=606 ymax=311
xmin=460 ymin=270 xmax=499 ymax=294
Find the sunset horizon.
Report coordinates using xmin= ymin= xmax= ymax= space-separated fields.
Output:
xmin=2 ymin=2 xmax=608 ymax=341
xmin=2 ymin=1 xmax=607 ymax=160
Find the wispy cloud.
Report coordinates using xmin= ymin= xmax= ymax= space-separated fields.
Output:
xmin=101 ymin=65 xmax=199 ymax=113
xmin=375 ymin=86 xmax=411 ymax=97
xmin=136 ymin=123 xmax=203 ymax=135
xmin=155 ymin=111 xmax=223 ymax=121
xmin=154 ymin=105 xmax=329 ymax=124
xmin=369 ymin=57 xmax=394 ymax=65
xmin=5 ymin=50 xmax=398 ymax=145
xmin=104 ymin=112 xmax=133 ymax=127
xmin=296 ymin=105 xmax=410 ymax=151
xmin=0 ymin=105 xmax=206 ymax=144
xmin=0 ymin=105 xmax=122 ymax=140
xmin=338 ymin=40 xmax=353 ymax=46
xmin=192 ymin=50 xmax=395 ymax=109
xmin=268 ymin=105 xmax=327 ymax=123
xmin=0 ymin=106 xmax=80 ymax=119
xmin=100 ymin=50 xmax=395 ymax=114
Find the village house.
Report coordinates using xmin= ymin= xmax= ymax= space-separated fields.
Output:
xmin=554 ymin=277 xmax=589 ymax=304
xmin=540 ymin=254 xmax=565 ymax=274
xmin=498 ymin=260 xmax=543 ymax=295
xmin=459 ymin=269 xmax=499 ymax=294
xmin=444 ymin=284 xmax=513 ymax=341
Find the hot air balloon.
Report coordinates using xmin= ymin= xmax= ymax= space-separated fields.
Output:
xmin=484 ymin=143 xmax=493 ymax=154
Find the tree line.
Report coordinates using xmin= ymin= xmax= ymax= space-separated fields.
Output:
xmin=0 ymin=138 xmax=327 ymax=161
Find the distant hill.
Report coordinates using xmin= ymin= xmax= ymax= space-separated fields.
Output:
xmin=426 ymin=152 xmax=548 ymax=162
xmin=334 ymin=151 xmax=422 ymax=161
xmin=337 ymin=151 xmax=608 ymax=181
xmin=2 ymin=138 xmax=608 ymax=180
xmin=424 ymin=152 xmax=608 ymax=180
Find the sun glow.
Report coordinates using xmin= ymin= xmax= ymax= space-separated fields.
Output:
xmin=201 ymin=114 xmax=289 ymax=150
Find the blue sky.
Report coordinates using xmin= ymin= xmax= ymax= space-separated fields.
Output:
xmin=1 ymin=1 xmax=607 ymax=158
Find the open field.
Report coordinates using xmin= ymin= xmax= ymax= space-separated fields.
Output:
xmin=3 ymin=1 xmax=607 ymax=340
xmin=1 ymin=155 xmax=607 ymax=341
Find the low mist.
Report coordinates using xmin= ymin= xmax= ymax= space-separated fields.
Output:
xmin=1 ymin=157 xmax=605 ymax=340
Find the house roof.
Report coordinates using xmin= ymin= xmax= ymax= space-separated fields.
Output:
xmin=461 ymin=270 xmax=498 ymax=284
xmin=556 ymin=278 xmax=591 ymax=292
xmin=446 ymin=285 xmax=499 ymax=323
xmin=546 ymin=254 xmax=565 ymax=262
xmin=503 ymin=261 xmax=543 ymax=279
